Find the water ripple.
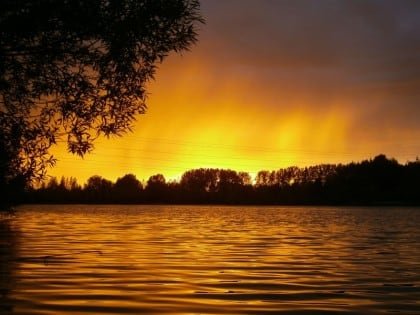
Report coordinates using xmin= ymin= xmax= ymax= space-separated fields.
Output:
xmin=1 ymin=205 xmax=419 ymax=314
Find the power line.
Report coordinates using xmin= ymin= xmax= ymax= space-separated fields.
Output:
xmin=57 ymin=135 xmax=420 ymax=155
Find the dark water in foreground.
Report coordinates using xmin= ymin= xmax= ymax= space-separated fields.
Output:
xmin=0 ymin=205 xmax=419 ymax=314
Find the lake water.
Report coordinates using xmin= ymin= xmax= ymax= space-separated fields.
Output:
xmin=0 ymin=205 xmax=419 ymax=314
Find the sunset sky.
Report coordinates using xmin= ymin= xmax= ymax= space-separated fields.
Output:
xmin=50 ymin=0 xmax=420 ymax=184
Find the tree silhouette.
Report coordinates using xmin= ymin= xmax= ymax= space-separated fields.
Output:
xmin=146 ymin=174 xmax=167 ymax=202
xmin=84 ymin=175 xmax=113 ymax=202
xmin=181 ymin=168 xmax=218 ymax=193
xmin=114 ymin=174 xmax=143 ymax=203
xmin=23 ymin=155 xmax=420 ymax=205
xmin=0 ymin=0 xmax=203 ymax=199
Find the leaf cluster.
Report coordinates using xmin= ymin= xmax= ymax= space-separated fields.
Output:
xmin=0 ymin=0 xmax=203 ymax=185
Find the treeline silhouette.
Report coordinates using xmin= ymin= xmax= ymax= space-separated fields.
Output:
xmin=24 ymin=155 xmax=420 ymax=205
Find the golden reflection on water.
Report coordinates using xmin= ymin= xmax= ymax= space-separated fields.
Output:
xmin=1 ymin=205 xmax=420 ymax=314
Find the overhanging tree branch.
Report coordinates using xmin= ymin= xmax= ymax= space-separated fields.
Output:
xmin=0 ymin=0 xmax=204 ymax=195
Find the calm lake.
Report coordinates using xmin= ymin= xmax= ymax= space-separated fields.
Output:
xmin=1 ymin=205 xmax=419 ymax=314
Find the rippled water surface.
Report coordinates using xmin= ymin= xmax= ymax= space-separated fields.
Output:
xmin=1 ymin=205 xmax=419 ymax=314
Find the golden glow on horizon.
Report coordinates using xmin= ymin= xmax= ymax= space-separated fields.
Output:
xmin=48 ymin=54 xmax=419 ymax=184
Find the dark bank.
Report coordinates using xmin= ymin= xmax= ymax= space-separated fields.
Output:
xmin=10 ymin=154 xmax=418 ymax=206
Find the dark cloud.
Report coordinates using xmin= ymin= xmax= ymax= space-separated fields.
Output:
xmin=197 ymin=0 xmax=420 ymax=131
xmin=200 ymin=0 xmax=420 ymax=66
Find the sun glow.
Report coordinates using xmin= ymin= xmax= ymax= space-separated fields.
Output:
xmin=48 ymin=49 xmax=419 ymax=184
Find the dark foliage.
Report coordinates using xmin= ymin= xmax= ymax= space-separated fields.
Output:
xmin=0 ymin=0 xmax=203 ymax=204
xmin=25 ymin=155 xmax=420 ymax=205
